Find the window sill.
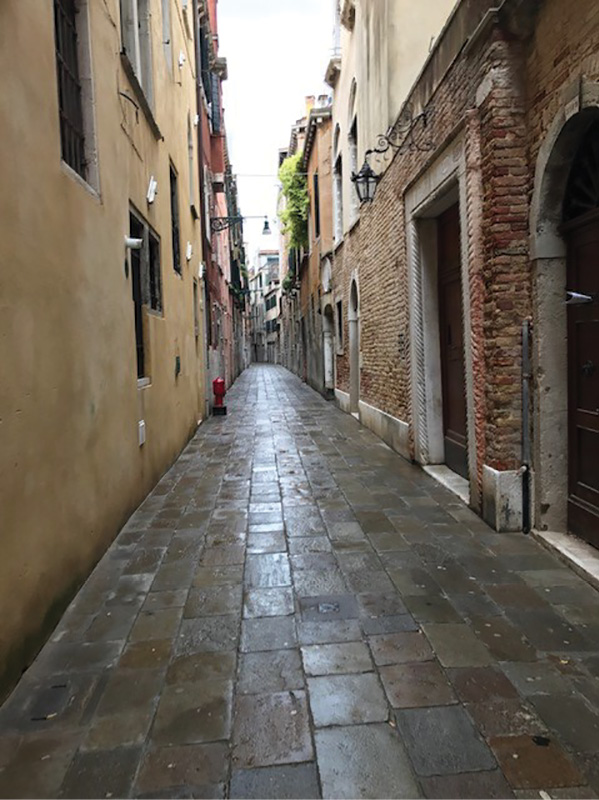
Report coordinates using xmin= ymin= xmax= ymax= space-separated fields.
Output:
xmin=120 ymin=53 xmax=163 ymax=141
xmin=61 ymin=160 xmax=101 ymax=200
xmin=137 ymin=377 xmax=151 ymax=389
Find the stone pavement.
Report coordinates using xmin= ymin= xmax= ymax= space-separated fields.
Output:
xmin=1 ymin=364 xmax=599 ymax=799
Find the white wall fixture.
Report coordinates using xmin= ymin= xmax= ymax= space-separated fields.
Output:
xmin=199 ymin=261 xmax=205 ymax=279
xmin=125 ymin=236 xmax=143 ymax=250
xmin=186 ymin=242 xmax=193 ymax=261
xmin=179 ymin=51 xmax=186 ymax=68
xmin=194 ymin=114 xmax=199 ymax=126
xmin=146 ymin=175 xmax=157 ymax=204
xmin=138 ymin=419 xmax=146 ymax=446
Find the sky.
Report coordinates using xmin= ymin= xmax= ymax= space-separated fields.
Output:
xmin=218 ymin=0 xmax=334 ymax=267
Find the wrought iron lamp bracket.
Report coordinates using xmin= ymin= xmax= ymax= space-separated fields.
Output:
xmin=210 ymin=216 xmax=243 ymax=233
xmin=368 ymin=103 xmax=434 ymax=158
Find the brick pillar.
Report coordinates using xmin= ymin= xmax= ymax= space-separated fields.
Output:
xmin=469 ymin=36 xmax=533 ymax=530
xmin=464 ymin=108 xmax=487 ymax=512
xmin=478 ymin=38 xmax=531 ymax=475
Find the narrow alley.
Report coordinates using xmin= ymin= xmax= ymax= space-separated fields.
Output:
xmin=0 ymin=365 xmax=598 ymax=799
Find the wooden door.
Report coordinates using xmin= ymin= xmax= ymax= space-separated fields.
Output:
xmin=438 ymin=204 xmax=468 ymax=478
xmin=566 ymin=213 xmax=599 ymax=548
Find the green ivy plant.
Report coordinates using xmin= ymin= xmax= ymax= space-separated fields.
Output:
xmin=278 ymin=154 xmax=309 ymax=251
xmin=282 ymin=273 xmax=294 ymax=294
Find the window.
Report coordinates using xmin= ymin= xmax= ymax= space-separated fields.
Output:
xmin=211 ymin=73 xmax=221 ymax=133
xmin=336 ymin=300 xmax=343 ymax=352
xmin=349 ymin=118 xmax=359 ymax=219
xmin=53 ymin=0 xmax=97 ymax=185
xmin=170 ymin=165 xmax=181 ymax=274
xmin=313 ymin=172 xmax=321 ymax=239
xmin=130 ymin=214 xmax=145 ymax=378
xmin=334 ymin=155 xmax=343 ymax=242
xmin=161 ymin=0 xmax=172 ymax=73
xmin=120 ymin=0 xmax=154 ymax=104
xmin=193 ymin=279 xmax=200 ymax=338
xmin=129 ymin=211 xmax=163 ymax=379
xmin=187 ymin=114 xmax=197 ymax=216
xmin=148 ymin=232 xmax=162 ymax=312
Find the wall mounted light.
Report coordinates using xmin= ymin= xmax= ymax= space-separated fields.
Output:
xmin=350 ymin=158 xmax=380 ymax=204
xmin=147 ymin=175 xmax=158 ymax=204
xmin=186 ymin=242 xmax=193 ymax=261
xmin=125 ymin=236 xmax=143 ymax=250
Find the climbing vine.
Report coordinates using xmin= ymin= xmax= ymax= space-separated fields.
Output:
xmin=278 ymin=154 xmax=309 ymax=251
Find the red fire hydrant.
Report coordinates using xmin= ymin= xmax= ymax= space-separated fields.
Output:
xmin=212 ymin=377 xmax=227 ymax=416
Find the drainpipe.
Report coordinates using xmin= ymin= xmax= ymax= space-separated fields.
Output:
xmin=521 ymin=319 xmax=532 ymax=533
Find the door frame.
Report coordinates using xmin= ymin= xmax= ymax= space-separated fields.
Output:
xmin=405 ymin=133 xmax=476 ymax=500
xmin=349 ymin=278 xmax=360 ymax=413
xmin=529 ymin=89 xmax=599 ymax=534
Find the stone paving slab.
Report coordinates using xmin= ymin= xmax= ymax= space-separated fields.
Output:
xmin=1 ymin=365 xmax=599 ymax=798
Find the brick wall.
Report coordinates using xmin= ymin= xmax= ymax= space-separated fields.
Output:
xmin=330 ymin=0 xmax=599 ymax=497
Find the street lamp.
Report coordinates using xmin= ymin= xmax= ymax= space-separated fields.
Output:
xmin=351 ymin=156 xmax=380 ymax=204
xmin=210 ymin=214 xmax=272 ymax=234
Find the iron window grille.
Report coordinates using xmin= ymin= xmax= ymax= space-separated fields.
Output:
xmin=170 ymin=166 xmax=182 ymax=274
xmin=53 ymin=0 xmax=86 ymax=178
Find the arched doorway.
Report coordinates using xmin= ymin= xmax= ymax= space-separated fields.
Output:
xmin=531 ymin=97 xmax=599 ymax=546
xmin=323 ymin=304 xmax=335 ymax=399
xmin=562 ymin=120 xmax=599 ymax=547
xmin=349 ymin=279 xmax=359 ymax=413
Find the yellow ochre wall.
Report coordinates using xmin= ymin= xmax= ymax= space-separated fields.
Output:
xmin=0 ymin=0 xmax=206 ymax=697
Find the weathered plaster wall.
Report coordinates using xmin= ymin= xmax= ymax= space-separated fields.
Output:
xmin=0 ymin=0 xmax=206 ymax=696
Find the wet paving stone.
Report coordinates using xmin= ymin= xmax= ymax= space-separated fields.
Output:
xmin=0 ymin=730 xmax=82 ymax=798
xmin=184 ymin=586 xmax=242 ymax=618
xmin=5 ymin=366 xmax=599 ymax=798
xmin=529 ymin=694 xmax=599 ymax=752
xmin=229 ymin=763 xmax=320 ymax=799
xmin=395 ymin=705 xmax=496 ymax=776
xmin=380 ymin=661 xmax=456 ymax=708
xmin=232 ymin=691 xmax=312 ymax=768
xmin=238 ymin=650 xmax=304 ymax=694
xmin=469 ymin=615 xmax=538 ymax=662
xmin=59 ymin=745 xmax=142 ymax=798
xmin=402 ymin=593 xmax=462 ymax=623
xmin=241 ymin=616 xmax=297 ymax=651
xmin=245 ymin=554 xmax=291 ymax=588
xmin=490 ymin=734 xmax=584 ymax=789
xmin=419 ymin=770 xmax=515 ymax=798
xmin=301 ymin=642 xmax=373 ymax=675
xmin=297 ymin=618 xmax=363 ymax=645
xmin=308 ymin=673 xmax=388 ymax=726
xmin=135 ymin=743 xmax=229 ymax=796
xmin=466 ymin=697 xmax=546 ymax=738
xmin=166 ymin=652 xmax=237 ymax=685
xmin=130 ymin=607 xmax=183 ymax=641
xmin=298 ymin=594 xmax=358 ymax=621
xmin=176 ymin=617 xmax=239 ymax=655
xmin=422 ymin=623 xmax=493 ymax=667
xmin=247 ymin=533 xmax=287 ymax=554
xmin=362 ymin=613 xmax=419 ymax=635
xmin=315 ymin=724 xmax=421 ymax=799
xmin=369 ymin=631 xmax=434 ymax=666
xmin=243 ymin=587 xmax=294 ymax=618
xmin=151 ymin=680 xmax=232 ymax=746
